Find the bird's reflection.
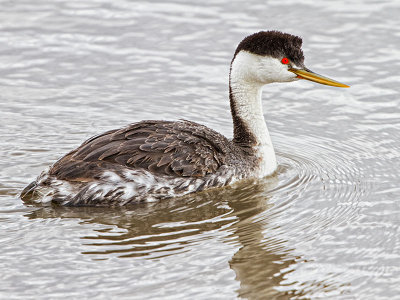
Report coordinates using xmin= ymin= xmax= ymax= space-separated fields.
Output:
xmin=25 ymin=177 xmax=302 ymax=298
xmin=226 ymin=180 xmax=299 ymax=299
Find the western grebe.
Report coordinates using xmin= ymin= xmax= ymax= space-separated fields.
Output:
xmin=21 ymin=30 xmax=349 ymax=206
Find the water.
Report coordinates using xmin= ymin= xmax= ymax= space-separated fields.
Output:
xmin=1 ymin=0 xmax=400 ymax=298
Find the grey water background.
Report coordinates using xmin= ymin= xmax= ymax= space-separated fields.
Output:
xmin=1 ymin=0 xmax=399 ymax=298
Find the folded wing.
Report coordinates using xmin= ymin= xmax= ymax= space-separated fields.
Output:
xmin=50 ymin=120 xmax=229 ymax=181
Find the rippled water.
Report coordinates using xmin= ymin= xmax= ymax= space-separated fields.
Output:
xmin=1 ymin=0 xmax=400 ymax=298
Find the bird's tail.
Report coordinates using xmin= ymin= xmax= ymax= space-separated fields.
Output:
xmin=20 ymin=180 xmax=38 ymax=201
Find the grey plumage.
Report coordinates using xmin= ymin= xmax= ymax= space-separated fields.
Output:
xmin=50 ymin=120 xmax=244 ymax=179
xmin=21 ymin=120 xmax=257 ymax=206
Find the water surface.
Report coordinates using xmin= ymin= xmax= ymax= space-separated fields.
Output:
xmin=1 ymin=0 xmax=400 ymax=299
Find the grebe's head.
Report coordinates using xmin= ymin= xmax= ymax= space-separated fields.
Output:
xmin=231 ymin=31 xmax=349 ymax=88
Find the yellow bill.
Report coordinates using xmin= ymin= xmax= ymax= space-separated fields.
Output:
xmin=289 ymin=68 xmax=349 ymax=88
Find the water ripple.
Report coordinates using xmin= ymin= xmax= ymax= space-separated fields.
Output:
xmin=1 ymin=0 xmax=400 ymax=298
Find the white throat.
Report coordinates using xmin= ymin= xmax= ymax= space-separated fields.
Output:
xmin=230 ymin=52 xmax=281 ymax=177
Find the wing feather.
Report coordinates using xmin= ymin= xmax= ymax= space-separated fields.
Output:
xmin=50 ymin=120 xmax=230 ymax=180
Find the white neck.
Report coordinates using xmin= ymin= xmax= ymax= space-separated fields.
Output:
xmin=229 ymin=52 xmax=278 ymax=177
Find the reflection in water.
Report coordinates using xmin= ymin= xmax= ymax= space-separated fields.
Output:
xmin=24 ymin=177 xmax=312 ymax=298
xmin=26 ymin=190 xmax=235 ymax=259
xmin=227 ymin=191 xmax=298 ymax=299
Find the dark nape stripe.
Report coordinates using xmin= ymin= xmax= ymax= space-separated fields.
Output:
xmin=229 ymin=84 xmax=257 ymax=147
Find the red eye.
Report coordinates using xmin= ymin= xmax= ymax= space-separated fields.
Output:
xmin=281 ymin=57 xmax=289 ymax=64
